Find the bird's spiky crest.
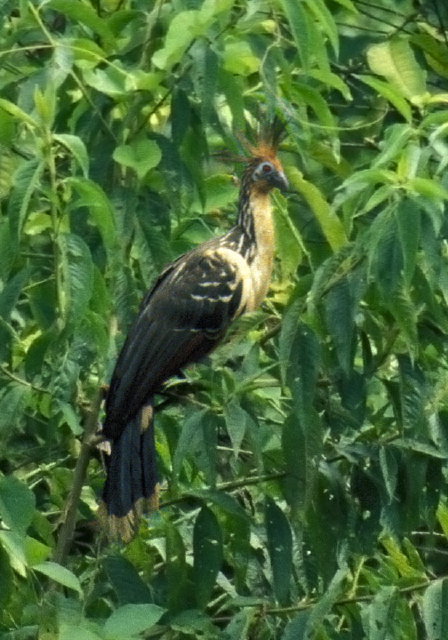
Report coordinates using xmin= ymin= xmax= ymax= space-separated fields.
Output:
xmin=216 ymin=116 xmax=286 ymax=167
xmin=243 ymin=116 xmax=286 ymax=163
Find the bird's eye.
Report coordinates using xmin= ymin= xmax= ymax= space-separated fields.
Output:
xmin=254 ymin=162 xmax=273 ymax=180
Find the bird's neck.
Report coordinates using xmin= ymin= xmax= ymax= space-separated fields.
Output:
xmin=236 ymin=182 xmax=275 ymax=257
xmin=235 ymin=183 xmax=275 ymax=308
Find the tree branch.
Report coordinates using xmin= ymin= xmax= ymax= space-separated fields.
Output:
xmin=53 ymin=389 xmax=103 ymax=565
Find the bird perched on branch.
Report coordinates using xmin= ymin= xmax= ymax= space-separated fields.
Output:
xmin=99 ymin=121 xmax=288 ymax=542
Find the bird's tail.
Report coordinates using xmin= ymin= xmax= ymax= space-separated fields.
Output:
xmin=98 ymin=403 xmax=159 ymax=543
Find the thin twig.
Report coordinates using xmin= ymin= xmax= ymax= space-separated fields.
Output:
xmin=212 ymin=578 xmax=438 ymax=624
xmin=0 ymin=365 xmax=47 ymax=394
xmin=160 ymin=472 xmax=287 ymax=508
xmin=53 ymin=389 xmax=103 ymax=565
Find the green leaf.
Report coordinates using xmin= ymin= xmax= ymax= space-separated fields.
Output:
xmin=124 ymin=70 xmax=163 ymax=92
xmin=0 ymin=531 xmax=27 ymax=576
xmin=281 ymin=611 xmax=311 ymax=640
xmin=398 ymin=354 xmax=427 ymax=437
xmin=47 ymin=0 xmax=116 ymax=51
xmin=281 ymin=413 xmax=306 ymax=513
xmin=305 ymin=568 xmax=347 ymax=636
xmin=195 ymin=41 xmax=219 ymax=124
xmin=355 ymin=75 xmax=412 ymax=122
xmin=281 ymin=0 xmax=310 ymax=71
xmin=0 ymin=98 xmax=37 ymax=128
xmin=185 ymin=489 xmax=250 ymax=522
xmin=193 ymin=506 xmax=223 ymax=609
xmin=51 ymin=42 xmax=74 ymax=87
xmin=379 ymin=446 xmax=398 ymax=502
xmin=113 ymin=138 xmax=162 ymax=180
xmin=224 ymin=399 xmax=248 ymax=458
xmin=265 ymin=497 xmax=293 ymax=606
xmin=411 ymin=33 xmax=448 ymax=80
xmin=59 ymin=233 xmax=94 ymax=325
xmin=324 ymin=277 xmax=355 ymax=374
xmin=103 ymin=604 xmax=165 ymax=639
xmin=223 ymin=41 xmax=260 ymax=76
xmin=305 ymin=0 xmax=338 ymax=56
xmin=288 ymin=167 xmax=348 ymax=250
xmin=83 ymin=66 xmax=127 ymax=98
xmin=395 ymin=199 xmax=420 ymax=286
xmin=364 ymin=586 xmax=399 ymax=640
xmin=372 ymin=124 xmax=414 ymax=168
xmin=8 ymin=158 xmax=44 ymax=245
xmin=24 ymin=536 xmax=51 ymax=567
xmin=0 ymin=268 xmax=29 ymax=322
xmin=152 ymin=11 xmax=209 ymax=70
xmin=33 ymin=561 xmax=81 ymax=594
xmin=0 ymin=545 xmax=13 ymax=609
xmin=273 ymin=196 xmax=303 ymax=279
xmin=422 ymin=578 xmax=448 ymax=640
xmin=170 ymin=609 xmax=219 ymax=636
xmin=408 ymin=177 xmax=448 ymax=201
xmin=0 ymin=476 xmax=35 ymax=536
xmin=331 ymin=0 xmax=356 ymax=9
xmin=309 ymin=69 xmax=352 ymax=101
xmin=219 ymin=70 xmax=245 ymax=130
xmin=170 ymin=89 xmax=191 ymax=148
xmin=369 ymin=207 xmax=403 ymax=299
xmin=366 ymin=38 xmax=427 ymax=103
xmin=105 ymin=555 xmax=152 ymax=606
xmin=293 ymin=83 xmax=337 ymax=132
xmin=0 ymin=385 xmax=32 ymax=434
xmin=66 ymin=177 xmax=117 ymax=252
xmin=173 ymin=410 xmax=218 ymax=486
xmin=33 ymin=84 xmax=56 ymax=128
xmin=60 ymin=625 xmax=103 ymax=640
xmin=279 ymin=307 xmax=320 ymax=415
xmin=165 ymin=520 xmax=189 ymax=613
xmin=54 ymin=134 xmax=89 ymax=177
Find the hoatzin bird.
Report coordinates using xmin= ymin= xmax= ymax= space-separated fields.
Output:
xmin=99 ymin=122 xmax=288 ymax=542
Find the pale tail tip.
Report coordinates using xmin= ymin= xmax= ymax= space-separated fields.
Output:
xmin=97 ymin=485 xmax=160 ymax=544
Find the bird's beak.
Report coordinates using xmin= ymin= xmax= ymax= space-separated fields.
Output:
xmin=271 ymin=170 xmax=288 ymax=193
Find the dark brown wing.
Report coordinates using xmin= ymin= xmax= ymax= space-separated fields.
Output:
xmin=104 ymin=248 xmax=244 ymax=438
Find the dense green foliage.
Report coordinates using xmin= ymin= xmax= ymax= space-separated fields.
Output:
xmin=1 ymin=0 xmax=448 ymax=637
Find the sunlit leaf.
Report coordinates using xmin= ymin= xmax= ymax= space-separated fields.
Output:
xmin=288 ymin=167 xmax=348 ymax=250
xmin=47 ymin=0 xmax=116 ymax=50
xmin=33 ymin=561 xmax=82 ymax=594
xmin=356 ymin=75 xmax=413 ymax=122
xmin=66 ymin=177 xmax=118 ymax=252
xmin=113 ymin=138 xmax=162 ymax=179
xmin=103 ymin=603 xmax=165 ymax=638
xmin=8 ymin=158 xmax=43 ymax=245
xmin=54 ymin=134 xmax=89 ymax=177
xmin=366 ymin=39 xmax=427 ymax=103
xmin=281 ymin=0 xmax=310 ymax=71
xmin=305 ymin=0 xmax=338 ymax=56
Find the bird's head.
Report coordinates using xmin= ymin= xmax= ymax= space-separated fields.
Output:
xmin=243 ymin=117 xmax=288 ymax=195
xmin=249 ymin=157 xmax=288 ymax=194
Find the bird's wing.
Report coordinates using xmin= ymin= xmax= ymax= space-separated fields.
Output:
xmin=104 ymin=247 xmax=245 ymax=436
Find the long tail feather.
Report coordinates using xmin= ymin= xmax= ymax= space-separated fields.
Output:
xmin=98 ymin=403 xmax=159 ymax=543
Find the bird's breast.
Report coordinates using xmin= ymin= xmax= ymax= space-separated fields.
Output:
xmin=245 ymin=194 xmax=275 ymax=310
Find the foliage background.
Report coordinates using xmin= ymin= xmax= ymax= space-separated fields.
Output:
xmin=1 ymin=0 xmax=448 ymax=638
